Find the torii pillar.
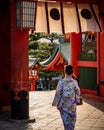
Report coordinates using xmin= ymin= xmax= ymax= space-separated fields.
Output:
xmin=99 ymin=0 xmax=104 ymax=96
xmin=10 ymin=0 xmax=31 ymax=120
xmin=70 ymin=32 xmax=82 ymax=77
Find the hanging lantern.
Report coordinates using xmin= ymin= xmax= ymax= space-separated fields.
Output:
xmin=16 ymin=0 xmax=36 ymax=30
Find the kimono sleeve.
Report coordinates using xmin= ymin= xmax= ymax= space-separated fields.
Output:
xmin=52 ymin=79 xmax=63 ymax=106
xmin=74 ymin=80 xmax=81 ymax=103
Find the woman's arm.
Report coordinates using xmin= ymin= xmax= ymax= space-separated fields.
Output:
xmin=52 ymin=80 xmax=63 ymax=106
xmin=74 ymin=80 xmax=81 ymax=103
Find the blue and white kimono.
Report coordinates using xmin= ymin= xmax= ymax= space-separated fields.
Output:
xmin=52 ymin=77 xmax=80 ymax=130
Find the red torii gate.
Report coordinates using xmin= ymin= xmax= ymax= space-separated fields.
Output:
xmin=0 ymin=0 xmax=104 ymax=121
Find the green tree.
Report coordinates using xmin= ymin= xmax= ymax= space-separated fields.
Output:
xmin=29 ymin=33 xmax=58 ymax=60
xmin=29 ymin=32 xmax=45 ymax=41
xmin=29 ymin=41 xmax=38 ymax=50
xmin=29 ymin=42 xmax=54 ymax=61
xmin=28 ymin=33 xmax=63 ymax=90
xmin=43 ymin=33 xmax=62 ymax=43
xmin=39 ymin=69 xmax=62 ymax=90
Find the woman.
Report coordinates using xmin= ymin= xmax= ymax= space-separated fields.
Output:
xmin=52 ymin=65 xmax=80 ymax=130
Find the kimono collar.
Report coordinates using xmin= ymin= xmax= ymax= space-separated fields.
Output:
xmin=64 ymin=77 xmax=74 ymax=82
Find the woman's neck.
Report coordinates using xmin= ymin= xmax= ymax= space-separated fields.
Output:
xmin=65 ymin=74 xmax=72 ymax=79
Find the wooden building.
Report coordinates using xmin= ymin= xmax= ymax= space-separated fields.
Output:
xmin=0 ymin=0 xmax=104 ymax=120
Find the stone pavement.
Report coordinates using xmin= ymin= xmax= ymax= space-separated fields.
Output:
xmin=0 ymin=90 xmax=104 ymax=130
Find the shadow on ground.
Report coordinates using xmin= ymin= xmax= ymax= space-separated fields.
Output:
xmin=82 ymin=96 xmax=104 ymax=112
xmin=0 ymin=111 xmax=34 ymax=130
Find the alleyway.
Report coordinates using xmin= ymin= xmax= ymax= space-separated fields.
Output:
xmin=0 ymin=90 xmax=104 ymax=130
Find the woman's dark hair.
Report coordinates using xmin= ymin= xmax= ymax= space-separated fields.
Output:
xmin=65 ymin=65 xmax=73 ymax=75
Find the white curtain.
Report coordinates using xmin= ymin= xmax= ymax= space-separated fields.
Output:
xmin=78 ymin=4 xmax=100 ymax=32
xmin=92 ymin=4 xmax=100 ymax=24
xmin=63 ymin=3 xmax=80 ymax=33
xmin=47 ymin=2 xmax=62 ymax=34
xmin=35 ymin=2 xmax=47 ymax=33
xmin=35 ymin=2 xmax=100 ymax=33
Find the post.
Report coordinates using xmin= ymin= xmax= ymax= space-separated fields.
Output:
xmin=70 ymin=32 xmax=82 ymax=76
xmin=10 ymin=0 xmax=35 ymax=121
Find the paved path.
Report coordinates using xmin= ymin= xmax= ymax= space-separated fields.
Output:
xmin=0 ymin=90 xmax=104 ymax=130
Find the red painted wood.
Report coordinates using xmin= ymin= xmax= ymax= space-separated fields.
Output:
xmin=10 ymin=0 xmax=29 ymax=92
xmin=96 ymin=33 xmax=100 ymax=88
xmin=100 ymin=85 xmax=104 ymax=96
xmin=0 ymin=0 xmax=11 ymax=106
xmin=44 ymin=51 xmax=66 ymax=70
xmin=99 ymin=32 xmax=104 ymax=96
xmin=77 ymin=61 xmax=97 ymax=68
xmin=81 ymin=89 xmax=97 ymax=95
xmin=70 ymin=32 xmax=81 ymax=76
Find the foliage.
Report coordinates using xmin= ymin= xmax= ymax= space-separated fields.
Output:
xmin=39 ymin=69 xmax=62 ymax=79
xmin=29 ymin=33 xmax=63 ymax=89
xmin=29 ymin=41 xmax=39 ymax=50
xmin=29 ymin=42 xmax=54 ymax=62
xmin=43 ymin=33 xmax=62 ymax=43
xmin=29 ymin=33 xmax=60 ymax=61
xmin=29 ymin=32 xmax=45 ymax=41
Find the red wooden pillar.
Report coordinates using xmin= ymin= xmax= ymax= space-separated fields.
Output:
xmin=99 ymin=32 xmax=104 ymax=96
xmin=99 ymin=0 xmax=104 ymax=96
xmin=0 ymin=0 xmax=11 ymax=109
xmin=70 ymin=32 xmax=81 ymax=77
xmin=99 ymin=0 xmax=104 ymax=32
xmin=10 ymin=0 xmax=30 ymax=120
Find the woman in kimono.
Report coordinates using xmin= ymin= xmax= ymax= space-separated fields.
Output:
xmin=52 ymin=65 xmax=80 ymax=130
